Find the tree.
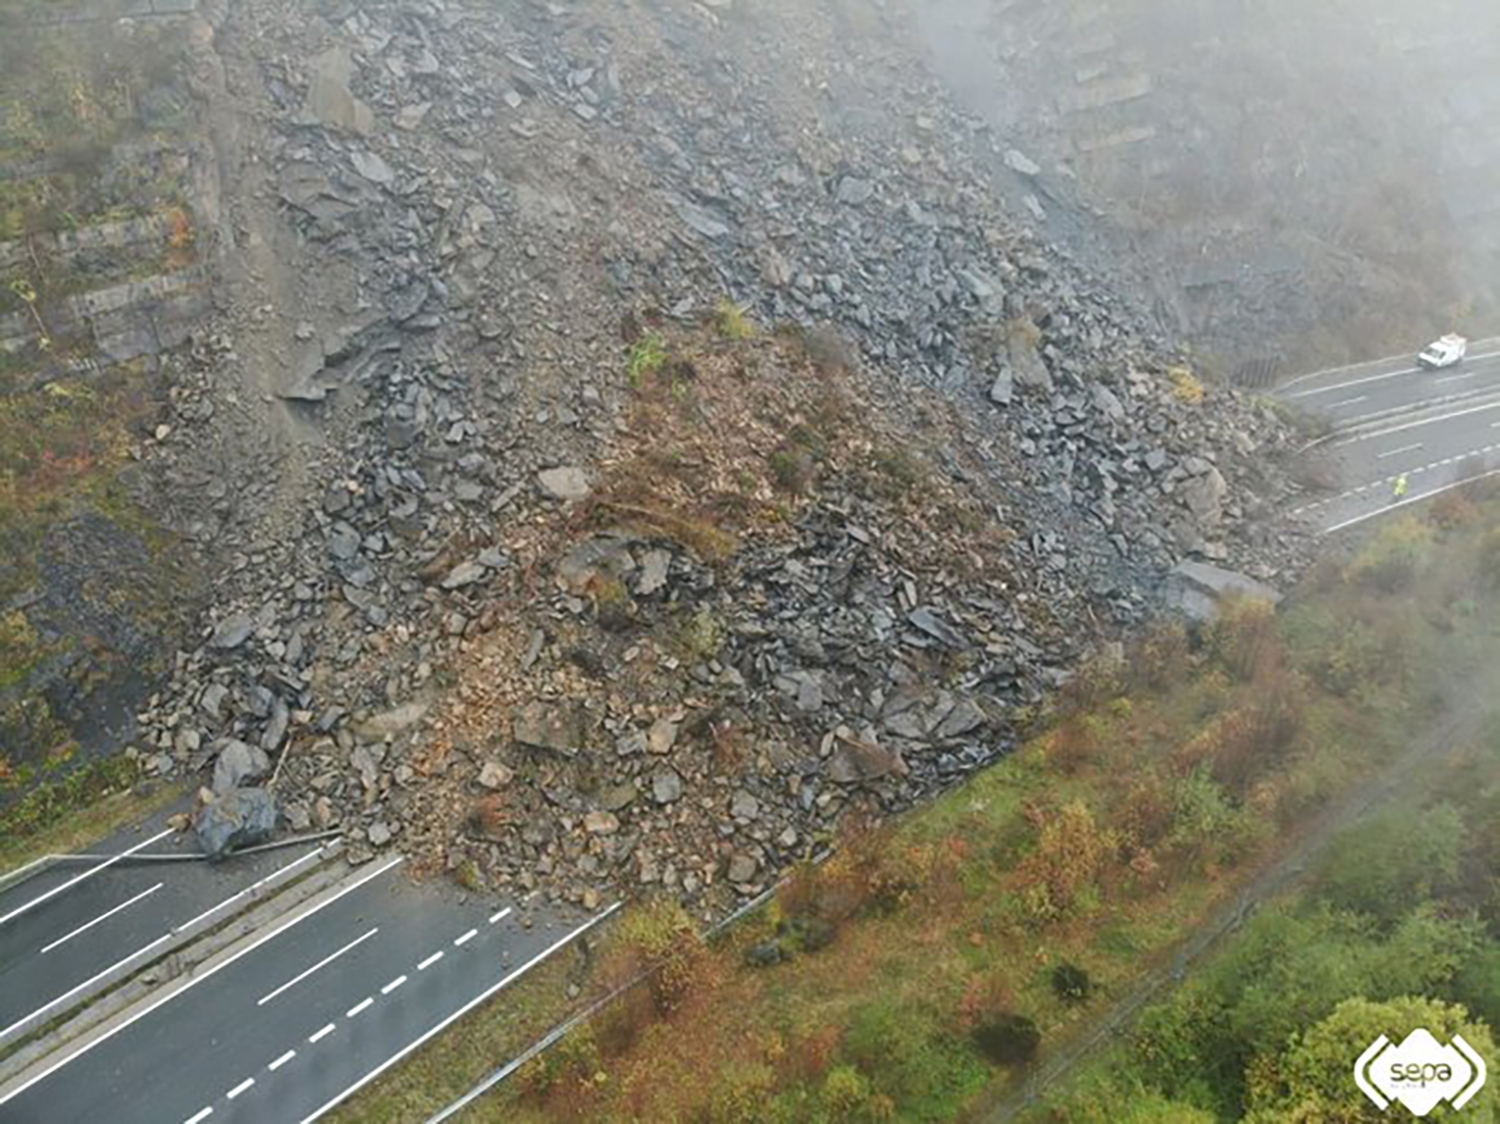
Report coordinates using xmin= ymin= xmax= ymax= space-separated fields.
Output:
xmin=1316 ymin=803 xmax=1466 ymax=926
xmin=1245 ymin=996 xmax=1496 ymax=1124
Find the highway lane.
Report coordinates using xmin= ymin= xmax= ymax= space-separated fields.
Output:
xmin=0 ymin=853 xmax=604 ymax=1124
xmin=1283 ymin=340 xmax=1500 ymax=428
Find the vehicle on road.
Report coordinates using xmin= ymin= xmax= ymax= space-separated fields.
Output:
xmin=1417 ymin=333 xmax=1467 ymax=369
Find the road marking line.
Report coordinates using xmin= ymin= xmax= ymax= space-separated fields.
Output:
xmin=258 ymin=927 xmax=379 ymax=1006
xmin=347 ymin=997 xmax=374 ymax=1019
xmin=308 ymin=1023 xmax=336 ymax=1045
xmin=296 ymin=903 xmax=622 ymax=1124
xmin=381 ymin=975 xmax=407 ymax=995
xmin=1284 ymin=348 xmax=1500 ymax=394
xmin=1324 ymin=467 xmax=1500 ymax=533
xmin=488 ymin=908 xmax=512 ymax=925
xmin=1376 ymin=443 xmax=1423 ymax=460
xmin=173 ymin=845 xmax=326 ymax=935
xmin=1335 ymin=398 xmax=1500 ymax=445
xmin=1327 ymin=395 xmax=1368 ymax=409
xmin=0 ymin=855 xmax=405 ymax=1107
xmin=1436 ymin=371 xmax=1476 ymax=383
xmin=227 ymin=1077 xmax=255 ymax=1100
xmin=0 ymin=828 xmax=175 ymax=928
xmin=417 ymin=951 xmax=444 ymax=971
xmin=0 ymin=933 xmax=172 ymax=1041
xmin=454 ymin=928 xmax=478 ymax=947
xmin=184 ymin=1109 xmax=213 ymax=1124
xmin=269 ymin=1049 xmax=297 ymax=1072
xmin=41 ymin=882 xmax=163 ymax=954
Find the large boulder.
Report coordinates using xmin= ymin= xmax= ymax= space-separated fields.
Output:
xmin=194 ymin=788 xmax=279 ymax=861
xmin=1164 ymin=561 xmax=1281 ymax=623
xmin=211 ymin=739 xmax=269 ymax=796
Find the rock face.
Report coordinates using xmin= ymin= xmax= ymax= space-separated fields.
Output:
xmin=211 ymin=739 xmax=270 ymax=795
xmin=194 ymin=788 xmax=279 ymax=860
xmin=1164 ymin=562 xmax=1283 ymax=622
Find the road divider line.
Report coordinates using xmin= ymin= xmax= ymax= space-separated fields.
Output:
xmin=297 ymin=902 xmax=622 ymax=1124
xmin=1335 ymin=398 xmax=1500 ymax=445
xmin=0 ymin=933 xmax=172 ymax=1041
xmin=1324 ymin=467 xmax=1500 ymax=533
xmin=0 ymin=828 xmax=175 ymax=928
xmin=258 ymin=926 xmax=379 ymax=1006
xmin=1376 ymin=443 xmax=1423 ymax=460
xmin=1436 ymin=371 xmax=1477 ymax=384
xmin=381 ymin=975 xmax=407 ymax=996
xmin=347 ymin=997 xmax=374 ymax=1019
xmin=227 ymin=1077 xmax=255 ymax=1100
xmin=308 ymin=1023 xmax=335 ymax=1045
xmin=1328 ymin=394 xmax=1368 ymax=409
xmin=41 ymin=882 xmax=163 ymax=954
xmin=0 ymin=855 xmax=405 ymax=1107
xmin=173 ymin=845 xmax=327 ymax=935
xmin=417 ymin=951 xmax=443 ymax=971
xmin=454 ymin=929 xmax=477 ymax=948
xmin=184 ymin=1108 xmax=213 ymax=1124
xmin=488 ymin=908 xmax=511 ymax=925
xmin=268 ymin=1050 xmax=297 ymax=1072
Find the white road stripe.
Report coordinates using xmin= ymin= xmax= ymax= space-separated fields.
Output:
xmin=173 ymin=845 xmax=326 ymax=935
xmin=381 ymin=975 xmax=407 ymax=995
xmin=1285 ymin=348 xmax=1500 ymax=395
xmin=308 ymin=1023 xmax=336 ymax=1045
xmin=346 ymin=997 xmax=374 ymax=1019
xmin=0 ymin=855 xmax=405 ymax=1107
xmin=454 ymin=929 xmax=477 ymax=947
xmin=1436 ymin=371 xmax=1476 ymax=384
xmin=257 ymin=927 xmax=379 ymax=1006
xmin=1335 ymin=398 xmax=1500 ymax=445
xmin=268 ymin=1050 xmax=297 ymax=1072
xmin=296 ymin=903 xmax=622 ymax=1124
xmin=1324 ymin=467 xmax=1500 ymax=533
xmin=227 ymin=1077 xmax=255 ymax=1100
xmin=417 ymin=951 xmax=443 ymax=971
xmin=1327 ymin=395 xmax=1368 ymax=409
xmin=184 ymin=1108 xmax=213 ymax=1124
xmin=1376 ymin=443 xmax=1424 ymax=460
xmin=0 ymin=828 xmax=175 ymax=928
xmin=488 ymin=908 xmax=512 ymax=925
xmin=41 ymin=882 xmax=163 ymax=954
xmin=0 ymin=933 xmax=172 ymax=1041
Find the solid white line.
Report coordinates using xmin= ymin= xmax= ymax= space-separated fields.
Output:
xmin=0 ymin=933 xmax=172 ymax=1041
xmin=1285 ymin=348 xmax=1500 ymax=395
xmin=41 ymin=882 xmax=163 ymax=954
xmin=381 ymin=975 xmax=407 ymax=995
xmin=1376 ymin=443 xmax=1424 ymax=460
xmin=1335 ymin=398 xmax=1500 ymax=445
xmin=1324 ymin=467 xmax=1500 ymax=533
xmin=488 ymin=908 xmax=512 ymax=925
xmin=346 ymin=997 xmax=374 ymax=1018
xmin=454 ymin=929 xmax=477 ymax=947
xmin=308 ymin=1023 xmax=335 ymax=1044
xmin=173 ymin=846 xmax=326 ymax=935
xmin=257 ymin=927 xmax=379 ymax=1006
xmin=0 ymin=855 xmax=405 ymax=1107
xmin=417 ymin=951 xmax=443 ymax=971
xmin=1327 ymin=395 xmax=1368 ymax=409
xmin=296 ymin=903 xmax=622 ymax=1124
xmin=1436 ymin=371 xmax=1476 ymax=384
xmin=184 ymin=1108 xmax=213 ymax=1124
xmin=227 ymin=1077 xmax=255 ymax=1099
xmin=268 ymin=1050 xmax=297 ymax=1072
xmin=0 ymin=854 xmax=64 ymax=889
xmin=0 ymin=828 xmax=175 ymax=927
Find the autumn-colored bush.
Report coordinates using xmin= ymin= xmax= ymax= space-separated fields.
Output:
xmin=973 ymin=1012 xmax=1041 ymax=1065
xmin=1114 ymin=769 xmax=1178 ymax=853
xmin=1205 ymin=597 xmax=1283 ymax=682
xmin=1206 ymin=674 xmax=1308 ymax=796
xmin=1012 ymin=800 xmax=1116 ymax=922
xmin=607 ymin=898 xmax=706 ymax=1016
xmin=1429 ymin=489 xmax=1480 ymax=530
xmin=1130 ymin=621 xmax=1194 ymax=691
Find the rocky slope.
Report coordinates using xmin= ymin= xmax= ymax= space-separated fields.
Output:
xmin=9 ymin=0 xmax=1312 ymax=909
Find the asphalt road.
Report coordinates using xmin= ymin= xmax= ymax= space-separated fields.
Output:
xmin=1280 ymin=338 xmax=1500 ymax=532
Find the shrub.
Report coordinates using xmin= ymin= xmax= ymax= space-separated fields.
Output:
xmin=714 ymin=297 xmax=755 ymax=340
xmin=1481 ymin=528 xmax=1500 ymax=591
xmin=1346 ymin=516 xmax=1432 ymax=593
xmin=1052 ymin=962 xmax=1093 ymax=1003
xmin=1205 ymin=597 xmax=1282 ymax=683
xmin=820 ymin=1066 xmax=874 ymax=1120
xmin=1429 ymin=489 xmax=1479 ymax=529
xmin=612 ymin=898 xmax=705 ymax=1014
xmin=627 ymin=333 xmax=667 ymax=387
xmin=1167 ymin=366 xmax=1204 ymax=404
xmin=1013 ymin=800 xmax=1115 ymax=922
xmin=972 ymin=1013 xmax=1041 ymax=1066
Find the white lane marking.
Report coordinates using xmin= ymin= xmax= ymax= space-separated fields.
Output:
xmin=257 ymin=927 xmax=379 ymax=1006
xmin=1436 ymin=371 xmax=1476 ymax=384
xmin=453 ymin=929 xmax=478 ymax=948
xmin=0 ymin=933 xmax=172 ymax=1041
xmin=417 ymin=951 xmax=444 ymax=971
xmin=488 ymin=907 xmax=512 ymax=925
xmin=0 ymin=855 xmax=405 ymax=1107
xmin=268 ymin=1050 xmax=297 ymax=1072
xmin=380 ymin=975 xmax=407 ymax=996
xmin=346 ymin=997 xmax=374 ymax=1019
xmin=308 ymin=1023 xmax=336 ymax=1045
xmin=1324 ymin=467 xmax=1500 ymax=533
xmin=1285 ymin=349 xmax=1500 ymax=395
xmin=1335 ymin=398 xmax=1500 ymax=445
xmin=184 ymin=1108 xmax=214 ymax=1124
xmin=0 ymin=828 xmax=175 ymax=928
xmin=227 ymin=1077 xmax=255 ymax=1100
xmin=1376 ymin=443 xmax=1424 ymax=460
xmin=173 ymin=845 xmax=326 ymax=935
xmin=296 ymin=903 xmax=622 ymax=1124
xmin=1327 ymin=395 xmax=1368 ymax=409
xmin=41 ymin=882 xmax=164 ymax=954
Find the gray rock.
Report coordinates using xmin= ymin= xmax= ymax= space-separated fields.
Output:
xmin=302 ymin=47 xmax=375 ymax=135
xmin=513 ymin=702 xmax=586 ymax=757
xmin=647 ymin=717 xmax=679 ymax=755
xmin=828 ymin=736 xmax=908 ymax=784
xmin=932 ymin=698 xmax=987 ymax=740
xmin=261 ymin=698 xmax=289 ymax=751
xmin=907 ymin=607 xmax=965 ymax=648
xmin=636 ymin=549 xmax=671 ymax=596
xmin=440 ymin=560 xmax=487 ymax=590
xmin=537 ymin=466 xmax=591 ymax=501
xmin=194 ymin=788 xmax=279 ymax=860
xmin=355 ymin=702 xmax=429 ymax=741
xmin=210 ymin=614 xmax=253 ymax=650
xmin=1164 ymin=562 xmax=1281 ymax=623
xmin=212 ymin=739 xmax=269 ymax=795
xmin=836 ymin=177 xmax=875 ymax=205
xmin=1181 ymin=465 xmax=1229 ymax=527
xmin=989 ymin=367 xmax=1014 ymax=406
xmin=651 ymin=768 xmax=684 ymax=804
xmin=602 ymin=780 xmax=638 ymax=811
xmin=368 ymin=820 xmax=393 ymax=847
xmin=584 ymin=810 xmax=620 ymax=835
xmin=730 ymin=790 xmax=760 ymax=819
xmin=350 ymin=150 xmax=395 ymax=186
xmin=1093 ymin=384 xmax=1126 ymax=421
xmin=728 ymin=852 xmax=759 ymax=883
xmin=478 ymin=760 xmax=513 ymax=789
xmin=1004 ymin=148 xmax=1042 ymax=177
xmin=673 ymin=200 xmax=732 ymax=239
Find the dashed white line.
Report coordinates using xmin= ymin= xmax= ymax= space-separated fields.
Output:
xmin=0 ymin=828 xmax=175 ymax=928
xmin=454 ymin=928 xmax=478 ymax=947
xmin=268 ymin=1049 xmax=297 ymax=1072
xmin=417 ymin=951 xmax=444 ymax=971
xmin=1328 ymin=395 xmax=1369 ymax=409
xmin=1376 ymin=442 xmax=1424 ymax=460
xmin=381 ymin=974 xmax=408 ymax=995
xmin=1435 ymin=371 xmax=1476 ymax=384
xmin=227 ymin=1077 xmax=255 ymax=1100
xmin=347 ymin=997 xmax=374 ymax=1019
xmin=308 ymin=1023 xmax=336 ymax=1045
xmin=488 ymin=907 xmax=512 ymax=925
xmin=40 ymin=882 xmax=163 ymax=954
xmin=1325 ymin=467 xmax=1500 ymax=532
xmin=184 ymin=1108 xmax=214 ymax=1124
xmin=258 ymin=926 xmax=379 ymax=1006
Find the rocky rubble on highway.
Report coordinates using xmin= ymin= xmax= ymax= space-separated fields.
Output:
xmin=103 ymin=0 xmax=1313 ymax=911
